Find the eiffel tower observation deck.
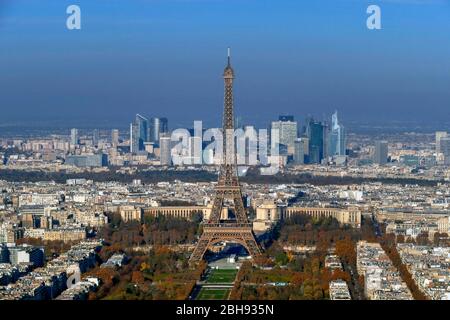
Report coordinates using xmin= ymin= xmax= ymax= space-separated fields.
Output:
xmin=189 ymin=49 xmax=262 ymax=264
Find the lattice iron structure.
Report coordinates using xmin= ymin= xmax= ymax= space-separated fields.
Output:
xmin=189 ymin=49 xmax=262 ymax=264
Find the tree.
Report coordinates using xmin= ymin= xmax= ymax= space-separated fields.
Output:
xmin=275 ymin=252 xmax=289 ymax=266
xmin=379 ymin=237 xmax=428 ymax=300
xmin=416 ymin=232 xmax=430 ymax=246
xmin=131 ymin=271 xmax=145 ymax=284
xmin=335 ymin=238 xmax=356 ymax=266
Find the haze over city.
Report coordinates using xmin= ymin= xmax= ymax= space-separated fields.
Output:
xmin=1 ymin=0 xmax=450 ymax=129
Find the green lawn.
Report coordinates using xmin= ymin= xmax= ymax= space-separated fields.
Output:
xmin=196 ymin=288 xmax=230 ymax=300
xmin=206 ymin=269 xmax=238 ymax=284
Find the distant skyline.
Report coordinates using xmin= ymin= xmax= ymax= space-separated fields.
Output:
xmin=0 ymin=0 xmax=449 ymax=129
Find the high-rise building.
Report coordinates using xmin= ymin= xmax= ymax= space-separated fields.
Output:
xmin=439 ymin=137 xmax=450 ymax=165
xmin=159 ymin=134 xmax=172 ymax=166
xmin=301 ymin=137 xmax=309 ymax=156
xmin=70 ymin=128 xmax=78 ymax=146
xmin=130 ymin=114 xmax=149 ymax=154
xmin=306 ymin=119 xmax=325 ymax=164
xmin=92 ymin=129 xmax=99 ymax=147
xmin=136 ymin=114 xmax=149 ymax=144
xmin=130 ymin=122 xmax=139 ymax=154
xmin=271 ymin=117 xmax=298 ymax=155
xmin=294 ymin=138 xmax=305 ymax=165
xmin=436 ymin=131 xmax=448 ymax=154
xmin=160 ymin=117 xmax=169 ymax=134
xmin=243 ymin=125 xmax=258 ymax=165
xmin=188 ymin=135 xmax=202 ymax=165
xmin=150 ymin=117 xmax=160 ymax=144
xmin=149 ymin=117 xmax=169 ymax=145
xmin=111 ymin=129 xmax=119 ymax=148
xmin=235 ymin=116 xmax=243 ymax=129
xmin=328 ymin=111 xmax=346 ymax=157
xmin=374 ymin=140 xmax=388 ymax=165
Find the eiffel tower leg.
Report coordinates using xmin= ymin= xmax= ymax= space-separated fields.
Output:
xmin=237 ymin=229 xmax=261 ymax=257
xmin=189 ymin=235 xmax=211 ymax=264
xmin=244 ymin=237 xmax=262 ymax=257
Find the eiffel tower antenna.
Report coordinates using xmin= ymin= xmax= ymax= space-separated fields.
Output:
xmin=189 ymin=49 xmax=262 ymax=264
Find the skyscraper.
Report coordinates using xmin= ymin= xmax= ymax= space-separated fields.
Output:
xmin=160 ymin=117 xmax=169 ymax=135
xmin=136 ymin=114 xmax=149 ymax=144
xmin=235 ymin=116 xmax=243 ymax=129
xmin=374 ymin=141 xmax=388 ymax=165
xmin=111 ymin=129 xmax=119 ymax=148
xmin=328 ymin=111 xmax=346 ymax=157
xmin=306 ymin=119 xmax=325 ymax=164
xmin=439 ymin=137 xmax=450 ymax=165
xmin=130 ymin=122 xmax=139 ymax=154
xmin=130 ymin=114 xmax=149 ymax=154
xmin=436 ymin=131 xmax=448 ymax=154
xmin=294 ymin=138 xmax=305 ymax=165
xmin=159 ymin=134 xmax=172 ymax=166
xmin=149 ymin=117 xmax=169 ymax=145
xmin=149 ymin=117 xmax=160 ymax=144
xmin=92 ymin=129 xmax=99 ymax=147
xmin=271 ymin=116 xmax=298 ymax=155
xmin=70 ymin=128 xmax=78 ymax=146
xmin=188 ymin=135 xmax=202 ymax=165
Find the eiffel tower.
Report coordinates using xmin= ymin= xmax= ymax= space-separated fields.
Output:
xmin=189 ymin=49 xmax=262 ymax=264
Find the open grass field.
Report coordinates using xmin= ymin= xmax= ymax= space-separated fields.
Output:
xmin=196 ymin=288 xmax=230 ymax=300
xmin=205 ymin=269 xmax=238 ymax=284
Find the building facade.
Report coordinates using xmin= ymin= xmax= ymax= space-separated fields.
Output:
xmin=374 ymin=140 xmax=388 ymax=165
xmin=328 ymin=111 xmax=346 ymax=157
xmin=284 ymin=207 xmax=361 ymax=228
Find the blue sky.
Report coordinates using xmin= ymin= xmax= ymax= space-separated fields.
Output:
xmin=0 ymin=0 xmax=449 ymax=129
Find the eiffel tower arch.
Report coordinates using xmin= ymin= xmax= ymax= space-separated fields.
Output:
xmin=189 ymin=49 xmax=262 ymax=264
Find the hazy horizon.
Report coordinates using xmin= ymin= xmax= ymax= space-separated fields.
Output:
xmin=1 ymin=0 xmax=449 ymax=129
